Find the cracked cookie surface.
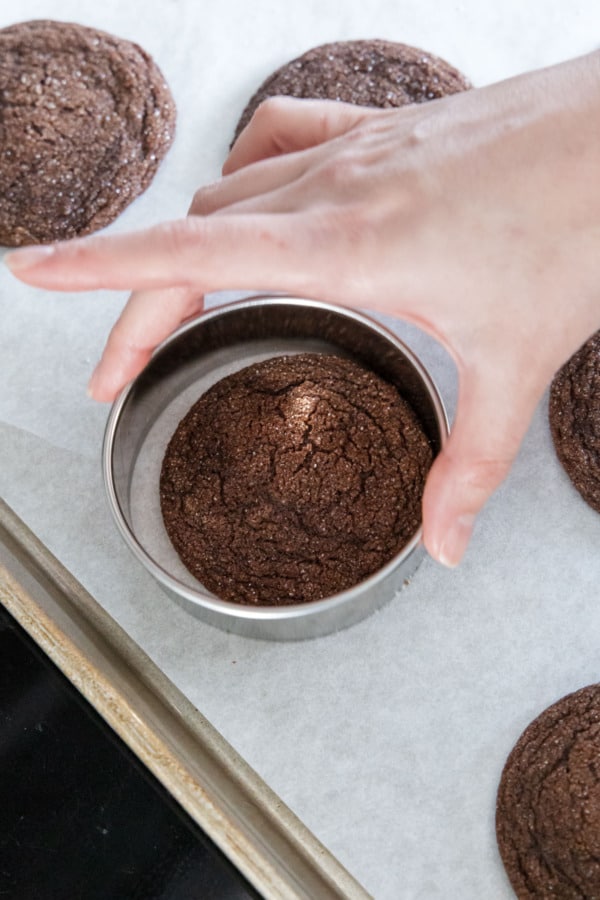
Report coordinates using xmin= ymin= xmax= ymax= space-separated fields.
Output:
xmin=232 ymin=38 xmax=470 ymax=145
xmin=496 ymin=683 xmax=600 ymax=899
xmin=160 ymin=353 xmax=432 ymax=605
xmin=0 ymin=19 xmax=176 ymax=246
xmin=549 ymin=330 xmax=600 ymax=515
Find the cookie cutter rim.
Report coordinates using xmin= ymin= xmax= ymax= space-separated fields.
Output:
xmin=102 ymin=295 xmax=449 ymax=641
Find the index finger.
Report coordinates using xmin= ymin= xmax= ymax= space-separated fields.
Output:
xmin=4 ymin=214 xmax=319 ymax=295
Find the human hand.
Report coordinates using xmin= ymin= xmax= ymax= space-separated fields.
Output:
xmin=6 ymin=52 xmax=600 ymax=566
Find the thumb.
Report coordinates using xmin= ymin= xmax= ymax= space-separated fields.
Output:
xmin=422 ymin=361 xmax=542 ymax=567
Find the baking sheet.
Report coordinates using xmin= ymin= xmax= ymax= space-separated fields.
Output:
xmin=2 ymin=1 xmax=600 ymax=897
xmin=0 ymin=498 xmax=365 ymax=900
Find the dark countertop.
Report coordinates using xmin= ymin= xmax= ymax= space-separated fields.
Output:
xmin=0 ymin=602 xmax=260 ymax=900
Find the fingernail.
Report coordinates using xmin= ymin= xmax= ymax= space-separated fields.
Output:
xmin=438 ymin=514 xmax=475 ymax=568
xmin=5 ymin=245 xmax=56 ymax=272
xmin=87 ymin=365 xmax=100 ymax=399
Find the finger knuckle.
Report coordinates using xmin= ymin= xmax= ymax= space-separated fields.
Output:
xmin=252 ymin=96 xmax=289 ymax=128
xmin=297 ymin=204 xmax=372 ymax=298
xmin=464 ymin=456 xmax=513 ymax=495
xmin=307 ymin=201 xmax=370 ymax=251
xmin=318 ymin=153 xmax=364 ymax=191
xmin=107 ymin=314 xmax=138 ymax=354
xmin=160 ymin=217 xmax=207 ymax=260
xmin=190 ymin=186 xmax=212 ymax=213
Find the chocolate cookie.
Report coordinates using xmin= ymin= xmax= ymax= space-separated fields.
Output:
xmin=496 ymin=683 xmax=600 ymax=898
xmin=232 ymin=39 xmax=470 ymax=144
xmin=549 ymin=330 xmax=600 ymax=514
xmin=0 ymin=19 xmax=176 ymax=246
xmin=160 ymin=353 xmax=432 ymax=606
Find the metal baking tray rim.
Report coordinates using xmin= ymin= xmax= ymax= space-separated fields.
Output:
xmin=0 ymin=496 xmax=370 ymax=900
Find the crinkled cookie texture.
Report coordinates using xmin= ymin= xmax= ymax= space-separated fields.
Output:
xmin=160 ymin=353 xmax=433 ymax=606
xmin=496 ymin=684 xmax=600 ymax=899
xmin=549 ymin=330 xmax=600 ymax=514
xmin=232 ymin=38 xmax=470 ymax=144
xmin=0 ymin=19 xmax=176 ymax=246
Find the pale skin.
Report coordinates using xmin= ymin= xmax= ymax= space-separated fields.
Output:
xmin=5 ymin=51 xmax=600 ymax=567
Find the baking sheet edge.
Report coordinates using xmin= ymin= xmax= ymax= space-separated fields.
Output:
xmin=0 ymin=496 xmax=371 ymax=900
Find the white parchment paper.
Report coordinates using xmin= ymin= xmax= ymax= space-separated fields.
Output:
xmin=2 ymin=2 xmax=600 ymax=897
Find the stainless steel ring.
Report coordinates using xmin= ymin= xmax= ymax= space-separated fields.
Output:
xmin=102 ymin=295 xmax=449 ymax=640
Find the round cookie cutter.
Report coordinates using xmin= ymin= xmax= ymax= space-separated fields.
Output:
xmin=102 ymin=296 xmax=449 ymax=640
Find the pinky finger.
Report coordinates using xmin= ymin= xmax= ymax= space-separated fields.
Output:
xmin=225 ymin=97 xmax=375 ymax=174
